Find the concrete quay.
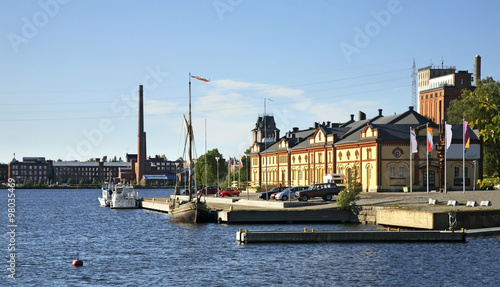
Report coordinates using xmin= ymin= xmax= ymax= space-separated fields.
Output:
xmin=236 ymin=229 xmax=466 ymax=244
xmin=141 ymin=190 xmax=500 ymax=232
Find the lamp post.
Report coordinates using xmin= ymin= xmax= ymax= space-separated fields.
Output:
xmin=215 ymin=156 xmax=220 ymax=196
xmin=473 ymin=160 xmax=477 ymax=191
xmin=287 ymin=147 xmax=291 ymax=202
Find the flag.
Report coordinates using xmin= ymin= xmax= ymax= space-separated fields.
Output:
xmin=445 ymin=123 xmax=453 ymax=150
xmin=464 ymin=121 xmax=470 ymax=149
xmin=427 ymin=127 xmax=434 ymax=152
xmin=410 ymin=129 xmax=418 ymax=153
xmin=239 ymin=154 xmax=243 ymax=168
xmin=228 ymin=156 xmax=231 ymax=168
xmin=191 ymin=75 xmax=210 ymax=82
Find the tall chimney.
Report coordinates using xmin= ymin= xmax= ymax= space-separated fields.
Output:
xmin=474 ymin=55 xmax=481 ymax=85
xmin=137 ymin=85 xmax=146 ymax=184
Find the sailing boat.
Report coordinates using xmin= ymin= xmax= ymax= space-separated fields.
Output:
xmin=168 ymin=74 xmax=212 ymax=223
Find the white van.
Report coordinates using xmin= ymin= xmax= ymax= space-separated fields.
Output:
xmin=323 ymin=173 xmax=346 ymax=189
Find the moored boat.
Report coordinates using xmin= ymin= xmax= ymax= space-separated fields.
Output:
xmin=168 ymin=74 xmax=212 ymax=223
xmin=98 ymin=182 xmax=113 ymax=207
xmin=110 ymin=183 xmax=138 ymax=209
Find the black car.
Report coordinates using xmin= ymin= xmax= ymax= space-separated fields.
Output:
xmin=258 ymin=186 xmax=286 ymax=200
xmin=296 ymin=183 xmax=340 ymax=202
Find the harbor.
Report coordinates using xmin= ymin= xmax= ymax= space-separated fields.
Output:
xmin=140 ymin=189 xmax=500 ymax=242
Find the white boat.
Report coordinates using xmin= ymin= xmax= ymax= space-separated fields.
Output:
xmin=98 ymin=182 xmax=113 ymax=207
xmin=110 ymin=183 xmax=138 ymax=209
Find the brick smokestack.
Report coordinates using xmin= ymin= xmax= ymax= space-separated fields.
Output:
xmin=474 ymin=55 xmax=481 ymax=85
xmin=136 ymin=85 xmax=146 ymax=184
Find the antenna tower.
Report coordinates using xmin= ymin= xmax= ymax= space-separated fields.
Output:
xmin=411 ymin=58 xmax=417 ymax=108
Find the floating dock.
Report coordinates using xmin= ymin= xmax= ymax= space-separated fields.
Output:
xmin=236 ymin=228 xmax=466 ymax=244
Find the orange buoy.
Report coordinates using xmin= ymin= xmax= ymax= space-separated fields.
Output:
xmin=72 ymin=259 xmax=83 ymax=267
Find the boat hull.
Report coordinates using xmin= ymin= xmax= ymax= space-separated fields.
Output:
xmin=110 ymin=198 xmax=138 ymax=209
xmin=98 ymin=196 xmax=110 ymax=207
xmin=168 ymin=199 xmax=211 ymax=223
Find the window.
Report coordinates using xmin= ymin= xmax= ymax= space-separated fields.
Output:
xmin=398 ymin=166 xmax=405 ymax=178
xmin=465 ymin=166 xmax=469 ymax=178
xmin=390 ymin=166 xmax=396 ymax=178
xmin=454 ymin=167 xmax=460 ymax=178
xmin=367 ymin=149 xmax=372 ymax=160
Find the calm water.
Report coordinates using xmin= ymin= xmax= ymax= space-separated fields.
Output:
xmin=2 ymin=188 xmax=500 ymax=286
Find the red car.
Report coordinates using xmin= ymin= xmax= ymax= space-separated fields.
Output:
xmin=220 ymin=187 xmax=240 ymax=197
xmin=197 ymin=186 xmax=221 ymax=195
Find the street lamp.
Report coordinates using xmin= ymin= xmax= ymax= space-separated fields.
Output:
xmin=215 ymin=156 xmax=220 ymax=196
xmin=473 ymin=160 xmax=477 ymax=191
xmin=287 ymin=147 xmax=291 ymax=202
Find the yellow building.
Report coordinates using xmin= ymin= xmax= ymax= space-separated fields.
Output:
xmin=250 ymin=107 xmax=482 ymax=192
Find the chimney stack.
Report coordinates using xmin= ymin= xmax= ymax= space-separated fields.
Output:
xmin=136 ymin=85 xmax=146 ymax=184
xmin=358 ymin=111 xmax=366 ymax=121
xmin=474 ymin=55 xmax=481 ymax=85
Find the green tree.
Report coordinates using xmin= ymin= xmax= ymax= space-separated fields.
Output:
xmin=194 ymin=149 xmax=224 ymax=186
xmin=447 ymin=77 xmax=500 ymax=176
xmin=24 ymin=179 xmax=32 ymax=187
xmin=67 ymin=178 xmax=74 ymax=185
xmin=336 ymin=170 xmax=362 ymax=210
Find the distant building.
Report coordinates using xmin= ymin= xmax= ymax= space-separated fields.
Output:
xmin=8 ymin=157 xmax=130 ymax=185
xmin=249 ymin=107 xmax=482 ymax=192
xmin=418 ymin=56 xmax=481 ymax=124
xmin=0 ymin=163 xmax=8 ymax=182
xmin=8 ymin=157 xmax=52 ymax=185
xmin=52 ymin=159 xmax=130 ymax=184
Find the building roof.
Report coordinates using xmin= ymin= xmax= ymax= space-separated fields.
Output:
xmin=254 ymin=106 xmax=484 ymax=153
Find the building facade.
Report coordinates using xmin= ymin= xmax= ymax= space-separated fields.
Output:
xmin=249 ymin=107 xmax=482 ymax=192
xmin=418 ymin=56 xmax=480 ymax=124
xmin=7 ymin=155 xmax=180 ymax=185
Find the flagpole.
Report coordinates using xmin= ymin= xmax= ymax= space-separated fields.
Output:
xmin=463 ymin=119 xmax=465 ymax=193
xmin=410 ymin=127 xmax=413 ymax=193
xmin=426 ymin=123 xmax=429 ymax=193
xmin=444 ymin=121 xmax=447 ymax=194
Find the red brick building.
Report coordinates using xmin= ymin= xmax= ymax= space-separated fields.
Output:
xmin=419 ymin=70 xmax=473 ymax=124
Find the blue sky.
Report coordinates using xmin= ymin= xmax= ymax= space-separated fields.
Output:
xmin=1 ymin=0 xmax=499 ymax=164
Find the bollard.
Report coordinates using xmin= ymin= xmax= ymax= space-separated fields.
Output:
xmin=229 ymin=206 xmax=233 ymax=211
xmin=304 ymin=228 xmax=307 ymax=232
xmin=245 ymin=229 xmax=248 ymax=233
xmin=397 ymin=228 xmax=400 ymax=232
xmin=387 ymin=227 xmax=391 ymax=232
xmin=311 ymin=229 xmax=315 ymax=233
xmin=152 ymin=198 xmax=155 ymax=201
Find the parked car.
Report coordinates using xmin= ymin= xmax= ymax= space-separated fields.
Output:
xmin=270 ymin=192 xmax=280 ymax=200
xmin=220 ymin=187 xmax=240 ymax=197
xmin=258 ymin=186 xmax=286 ymax=200
xmin=295 ymin=183 xmax=340 ymax=202
xmin=274 ymin=186 xmax=309 ymax=201
xmin=197 ymin=185 xmax=221 ymax=195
